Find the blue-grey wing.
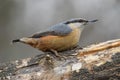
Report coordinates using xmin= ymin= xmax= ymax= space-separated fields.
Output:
xmin=30 ymin=23 xmax=72 ymax=38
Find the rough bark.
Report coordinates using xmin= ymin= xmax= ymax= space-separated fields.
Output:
xmin=0 ymin=39 xmax=120 ymax=80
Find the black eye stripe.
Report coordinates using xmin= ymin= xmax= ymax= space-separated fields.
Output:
xmin=64 ymin=19 xmax=88 ymax=24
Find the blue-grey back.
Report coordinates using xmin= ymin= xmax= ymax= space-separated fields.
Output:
xmin=48 ymin=23 xmax=72 ymax=36
xmin=30 ymin=23 xmax=72 ymax=38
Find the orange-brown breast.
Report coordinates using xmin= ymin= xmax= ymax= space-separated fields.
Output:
xmin=34 ymin=28 xmax=81 ymax=52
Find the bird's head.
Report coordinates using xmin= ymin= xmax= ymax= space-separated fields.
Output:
xmin=64 ymin=18 xmax=98 ymax=30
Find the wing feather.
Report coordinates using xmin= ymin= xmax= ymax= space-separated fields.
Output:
xmin=30 ymin=23 xmax=72 ymax=38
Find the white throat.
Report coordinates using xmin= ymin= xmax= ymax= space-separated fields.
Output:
xmin=68 ymin=23 xmax=85 ymax=31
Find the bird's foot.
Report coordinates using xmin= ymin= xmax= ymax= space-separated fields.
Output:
xmin=75 ymin=45 xmax=83 ymax=50
xmin=49 ymin=49 xmax=66 ymax=60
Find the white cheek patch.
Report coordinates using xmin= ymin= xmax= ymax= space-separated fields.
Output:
xmin=74 ymin=23 xmax=83 ymax=27
xmin=69 ymin=23 xmax=81 ymax=28
xmin=74 ymin=23 xmax=85 ymax=32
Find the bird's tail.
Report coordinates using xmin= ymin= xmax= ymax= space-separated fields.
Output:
xmin=12 ymin=39 xmax=20 ymax=43
xmin=12 ymin=37 xmax=36 ymax=45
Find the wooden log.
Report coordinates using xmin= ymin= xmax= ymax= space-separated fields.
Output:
xmin=0 ymin=39 xmax=120 ymax=80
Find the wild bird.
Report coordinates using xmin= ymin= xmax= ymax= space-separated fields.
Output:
xmin=12 ymin=18 xmax=98 ymax=57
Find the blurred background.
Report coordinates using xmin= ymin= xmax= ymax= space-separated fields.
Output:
xmin=0 ymin=0 xmax=120 ymax=62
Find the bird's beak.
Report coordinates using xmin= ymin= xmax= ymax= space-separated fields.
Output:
xmin=88 ymin=19 xmax=98 ymax=23
xmin=84 ymin=19 xmax=98 ymax=25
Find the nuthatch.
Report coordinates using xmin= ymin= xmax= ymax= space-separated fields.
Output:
xmin=12 ymin=18 xmax=97 ymax=55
